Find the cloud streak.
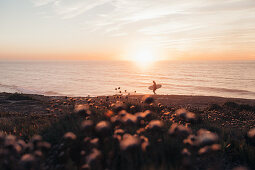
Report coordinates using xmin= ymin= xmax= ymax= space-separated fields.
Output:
xmin=30 ymin=0 xmax=255 ymax=52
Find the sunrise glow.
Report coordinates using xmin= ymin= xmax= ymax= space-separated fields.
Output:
xmin=0 ymin=0 xmax=254 ymax=61
xmin=0 ymin=1 xmax=255 ymax=169
xmin=131 ymin=47 xmax=157 ymax=64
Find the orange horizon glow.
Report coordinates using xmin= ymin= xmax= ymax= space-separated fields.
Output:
xmin=1 ymin=49 xmax=254 ymax=61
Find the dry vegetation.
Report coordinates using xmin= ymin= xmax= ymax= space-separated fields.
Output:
xmin=0 ymin=92 xmax=254 ymax=170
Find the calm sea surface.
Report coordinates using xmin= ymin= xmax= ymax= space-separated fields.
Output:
xmin=0 ymin=61 xmax=255 ymax=99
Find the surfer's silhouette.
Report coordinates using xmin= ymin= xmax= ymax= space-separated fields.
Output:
xmin=153 ymin=81 xmax=157 ymax=94
xmin=148 ymin=81 xmax=162 ymax=94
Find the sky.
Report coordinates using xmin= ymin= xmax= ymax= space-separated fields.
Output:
xmin=0 ymin=0 xmax=255 ymax=61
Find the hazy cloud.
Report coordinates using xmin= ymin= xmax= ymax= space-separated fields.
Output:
xmin=30 ymin=0 xmax=255 ymax=50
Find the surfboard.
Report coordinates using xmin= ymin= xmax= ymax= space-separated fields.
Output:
xmin=148 ymin=84 xmax=162 ymax=90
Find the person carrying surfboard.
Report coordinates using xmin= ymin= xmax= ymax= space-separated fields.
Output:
xmin=148 ymin=81 xmax=162 ymax=94
xmin=153 ymin=81 xmax=157 ymax=94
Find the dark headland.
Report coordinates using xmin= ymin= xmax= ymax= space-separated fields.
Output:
xmin=0 ymin=92 xmax=255 ymax=170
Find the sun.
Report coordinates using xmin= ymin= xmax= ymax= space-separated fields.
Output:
xmin=134 ymin=50 xmax=155 ymax=62
xmin=130 ymin=47 xmax=158 ymax=65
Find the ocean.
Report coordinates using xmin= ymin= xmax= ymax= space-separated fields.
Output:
xmin=0 ymin=61 xmax=255 ymax=99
